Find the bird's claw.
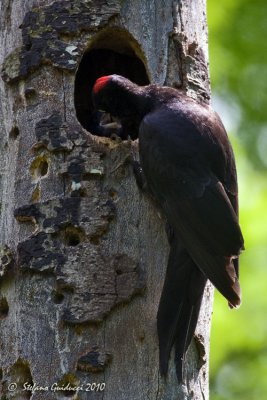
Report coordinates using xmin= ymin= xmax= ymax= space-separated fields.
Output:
xmin=132 ymin=160 xmax=147 ymax=191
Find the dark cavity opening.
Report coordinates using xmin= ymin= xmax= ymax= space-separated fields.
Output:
xmin=52 ymin=290 xmax=65 ymax=304
xmin=0 ymin=297 xmax=9 ymax=319
xmin=38 ymin=160 xmax=49 ymax=177
xmin=9 ymin=126 xmax=20 ymax=140
xmin=64 ymin=226 xmax=84 ymax=247
xmin=74 ymin=29 xmax=150 ymax=134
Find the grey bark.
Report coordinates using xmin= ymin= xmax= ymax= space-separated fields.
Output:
xmin=0 ymin=1 xmax=213 ymax=399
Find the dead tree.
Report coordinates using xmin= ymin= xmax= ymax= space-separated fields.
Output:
xmin=0 ymin=1 xmax=212 ymax=399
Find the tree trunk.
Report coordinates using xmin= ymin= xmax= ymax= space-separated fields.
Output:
xmin=0 ymin=1 xmax=213 ymax=399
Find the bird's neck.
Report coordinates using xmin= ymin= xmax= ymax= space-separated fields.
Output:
xmin=120 ymin=82 xmax=152 ymax=118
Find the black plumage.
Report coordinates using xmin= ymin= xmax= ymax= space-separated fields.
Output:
xmin=91 ymin=74 xmax=244 ymax=381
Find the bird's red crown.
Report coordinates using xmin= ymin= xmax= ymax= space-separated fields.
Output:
xmin=93 ymin=76 xmax=110 ymax=94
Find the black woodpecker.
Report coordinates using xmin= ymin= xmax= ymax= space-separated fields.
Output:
xmin=91 ymin=74 xmax=244 ymax=382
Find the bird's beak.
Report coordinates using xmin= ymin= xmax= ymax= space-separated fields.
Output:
xmin=98 ymin=111 xmax=122 ymax=131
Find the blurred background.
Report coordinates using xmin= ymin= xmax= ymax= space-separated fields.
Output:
xmin=207 ymin=0 xmax=267 ymax=399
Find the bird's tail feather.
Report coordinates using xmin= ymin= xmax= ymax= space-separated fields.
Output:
xmin=174 ymin=267 xmax=206 ymax=381
xmin=157 ymin=240 xmax=206 ymax=380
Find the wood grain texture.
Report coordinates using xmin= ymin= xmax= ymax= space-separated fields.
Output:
xmin=0 ymin=0 xmax=213 ymax=399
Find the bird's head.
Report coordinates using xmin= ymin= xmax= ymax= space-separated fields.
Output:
xmin=91 ymin=74 xmax=148 ymax=139
xmin=92 ymin=74 xmax=141 ymax=118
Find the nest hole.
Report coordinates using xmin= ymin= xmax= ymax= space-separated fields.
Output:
xmin=74 ymin=28 xmax=150 ymax=134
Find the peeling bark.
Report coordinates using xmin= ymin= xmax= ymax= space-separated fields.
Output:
xmin=0 ymin=1 xmax=212 ymax=399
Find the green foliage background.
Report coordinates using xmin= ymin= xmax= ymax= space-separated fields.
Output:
xmin=208 ymin=0 xmax=267 ymax=399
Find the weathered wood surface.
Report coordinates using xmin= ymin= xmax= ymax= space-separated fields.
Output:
xmin=0 ymin=1 xmax=213 ymax=399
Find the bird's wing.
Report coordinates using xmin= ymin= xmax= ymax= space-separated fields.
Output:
xmin=139 ymin=107 xmax=244 ymax=306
